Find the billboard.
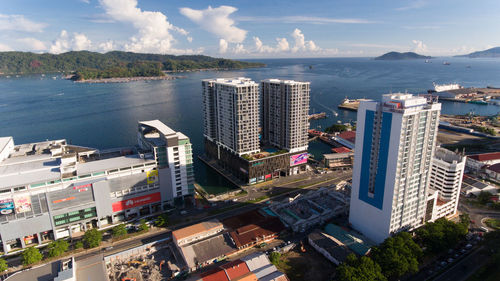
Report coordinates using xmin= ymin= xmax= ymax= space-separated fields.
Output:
xmin=14 ymin=195 xmax=32 ymax=213
xmin=147 ymin=170 xmax=158 ymax=184
xmin=112 ymin=192 xmax=161 ymax=212
xmin=0 ymin=199 xmax=14 ymax=215
xmin=290 ymin=153 xmax=309 ymax=166
xmin=73 ymin=183 xmax=91 ymax=192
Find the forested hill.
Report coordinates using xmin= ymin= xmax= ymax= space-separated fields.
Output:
xmin=0 ymin=51 xmax=265 ymax=75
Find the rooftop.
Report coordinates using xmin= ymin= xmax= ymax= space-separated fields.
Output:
xmin=468 ymin=152 xmax=500 ymax=162
xmin=220 ymin=260 xmax=250 ymax=280
xmin=206 ymin=77 xmax=257 ymax=87
xmin=331 ymin=147 xmax=352 ymax=154
xmin=201 ymin=268 xmax=230 ymax=281
xmin=139 ymin=120 xmax=177 ymax=136
xmin=487 ymin=163 xmax=500 ymax=173
xmin=324 ymin=152 xmax=354 ymax=160
xmin=324 ymin=224 xmax=371 ymax=256
xmin=172 ymin=219 xmax=223 ymax=241
xmin=337 ymin=131 xmax=356 ymax=144
xmin=179 ymin=233 xmax=237 ymax=269
xmin=434 ymin=147 xmax=465 ymax=164
xmin=261 ymin=78 xmax=310 ymax=85
xmin=308 ymin=231 xmax=351 ymax=264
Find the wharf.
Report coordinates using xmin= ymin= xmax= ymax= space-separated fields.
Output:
xmin=337 ymin=99 xmax=369 ymax=112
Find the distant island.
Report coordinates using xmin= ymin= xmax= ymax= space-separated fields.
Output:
xmin=374 ymin=51 xmax=431 ymax=60
xmin=456 ymin=47 xmax=500 ymax=58
xmin=0 ymin=51 xmax=265 ymax=81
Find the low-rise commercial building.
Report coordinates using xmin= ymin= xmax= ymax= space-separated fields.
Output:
xmin=323 ymin=152 xmax=354 ymax=170
xmin=0 ymin=120 xmax=194 ymax=252
xmin=466 ymin=152 xmax=500 ymax=172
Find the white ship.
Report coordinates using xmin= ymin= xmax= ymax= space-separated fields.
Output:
xmin=433 ymin=83 xmax=463 ymax=92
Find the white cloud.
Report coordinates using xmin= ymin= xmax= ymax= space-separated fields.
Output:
xmin=98 ymin=41 xmax=114 ymax=52
xmin=73 ymin=33 xmax=92 ymax=51
xmin=49 ymin=30 xmax=92 ymax=54
xmin=239 ymin=16 xmax=375 ymax=24
xmin=187 ymin=36 xmax=193 ymax=43
xmin=99 ymin=0 xmax=190 ymax=54
xmin=253 ymin=37 xmax=290 ymax=53
xmin=17 ymin=38 xmax=47 ymax=51
xmin=291 ymin=28 xmax=319 ymax=53
xmin=80 ymin=0 xmax=90 ymax=3
xmin=219 ymin=39 xmax=228 ymax=54
xmin=180 ymin=5 xmax=247 ymax=43
xmin=233 ymin=44 xmax=247 ymax=54
xmin=396 ymin=0 xmax=427 ymax=11
xmin=412 ymin=40 xmax=427 ymax=53
xmin=0 ymin=14 xmax=47 ymax=32
xmin=0 ymin=43 xmax=13 ymax=51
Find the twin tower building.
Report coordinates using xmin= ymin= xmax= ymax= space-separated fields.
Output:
xmin=202 ymin=78 xmax=310 ymax=185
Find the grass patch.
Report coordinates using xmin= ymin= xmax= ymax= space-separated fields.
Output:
xmin=485 ymin=219 xmax=500 ymax=230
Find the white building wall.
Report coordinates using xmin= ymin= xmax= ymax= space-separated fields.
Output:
xmin=349 ymin=94 xmax=441 ymax=244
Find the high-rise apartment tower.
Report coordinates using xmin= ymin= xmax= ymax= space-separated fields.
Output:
xmin=349 ymin=93 xmax=441 ymax=243
xmin=202 ymin=78 xmax=260 ymax=156
xmin=261 ymin=79 xmax=310 ymax=153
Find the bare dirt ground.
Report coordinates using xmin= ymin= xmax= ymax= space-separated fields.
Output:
xmin=437 ymin=129 xmax=500 ymax=153
xmin=276 ymin=244 xmax=336 ymax=281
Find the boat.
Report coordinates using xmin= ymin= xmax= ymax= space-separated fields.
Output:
xmin=466 ymin=65 xmax=471 ymax=68
xmin=469 ymin=100 xmax=488 ymax=105
xmin=309 ymin=65 xmax=313 ymax=69
xmin=425 ymin=59 xmax=431 ymax=63
xmin=433 ymin=83 xmax=463 ymax=92
xmin=52 ymin=76 xmax=57 ymax=80
xmin=443 ymin=61 xmax=450 ymax=65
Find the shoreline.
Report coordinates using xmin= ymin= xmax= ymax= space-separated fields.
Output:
xmin=74 ymin=75 xmax=185 ymax=84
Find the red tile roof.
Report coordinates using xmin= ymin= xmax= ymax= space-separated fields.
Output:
xmin=468 ymin=152 xmax=500 ymax=162
xmin=201 ymin=268 xmax=229 ymax=281
xmin=337 ymin=131 xmax=356 ymax=143
xmin=332 ymin=147 xmax=351 ymax=153
xmin=221 ymin=260 xmax=250 ymax=280
xmin=487 ymin=163 xmax=500 ymax=173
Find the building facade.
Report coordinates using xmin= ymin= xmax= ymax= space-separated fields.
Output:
xmin=202 ymin=78 xmax=309 ymax=185
xmin=261 ymin=79 xmax=310 ymax=153
xmin=349 ymin=94 xmax=441 ymax=243
xmin=425 ymin=147 xmax=466 ymax=222
xmin=202 ymin=78 xmax=260 ymax=156
xmin=0 ymin=120 xmax=193 ymax=252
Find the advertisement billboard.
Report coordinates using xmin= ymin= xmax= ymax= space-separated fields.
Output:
xmin=290 ymin=153 xmax=309 ymax=166
xmin=14 ymin=195 xmax=32 ymax=213
xmin=112 ymin=192 xmax=161 ymax=212
xmin=147 ymin=170 xmax=158 ymax=184
xmin=0 ymin=199 xmax=14 ymax=215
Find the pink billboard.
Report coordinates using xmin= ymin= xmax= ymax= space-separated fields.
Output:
xmin=290 ymin=153 xmax=308 ymax=166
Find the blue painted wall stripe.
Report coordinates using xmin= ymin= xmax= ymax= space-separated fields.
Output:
xmin=358 ymin=110 xmax=392 ymax=210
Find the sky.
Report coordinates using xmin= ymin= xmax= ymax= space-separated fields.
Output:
xmin=1 ymin=0 xmax=499 ymax=58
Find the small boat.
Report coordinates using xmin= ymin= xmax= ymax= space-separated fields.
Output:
xmin=443 ymin=61 xmax=450 ymax=65
xmin=52 ymin=76 xmax=57 ymax=80
xmin=309 ymin=65 xmax=313 ymax=69
xmin=466 ymin=65 xmax=471 ymax=68
xmin=425 ymin=59 xmax=431 ymax=63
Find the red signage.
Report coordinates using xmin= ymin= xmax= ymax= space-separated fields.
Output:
xmin=73 ymin=183 xmax=91 ymax=190
xmin=112 ymin=192 xmax=161 ymax=212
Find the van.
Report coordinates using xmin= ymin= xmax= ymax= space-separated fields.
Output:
xmin=480 ymin=226 xmax=489 ymax=233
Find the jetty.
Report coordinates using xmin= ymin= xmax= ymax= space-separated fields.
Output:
xmin=338 ymin=98 xmax=368 ymax=112
xmin=308 ymin=112 xmax=327 ymax=120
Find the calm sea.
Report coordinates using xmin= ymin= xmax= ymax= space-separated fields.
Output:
xmin=1 ymin=57 xmax=500 ymax=193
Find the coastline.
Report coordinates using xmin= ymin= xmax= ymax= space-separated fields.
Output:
xmin=74 ymin=75 xmax=185 ymax=84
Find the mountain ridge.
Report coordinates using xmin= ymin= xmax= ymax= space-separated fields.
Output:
xmin=374 ymin=51 xmax=431 ymax=60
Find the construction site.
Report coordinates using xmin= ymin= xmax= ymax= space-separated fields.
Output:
xmin=105 ymin=239 xmax=177 ymax=281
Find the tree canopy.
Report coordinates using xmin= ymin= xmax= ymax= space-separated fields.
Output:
xmin=155 ymin=213 xmax=169 ymax=227
xmin=415 ymin=218 xmax=468 ymax=254
xmin=325 ymin=124 xmax=348 ymax=133
xmin=83 ymin=228 xmax=102 ymax=249
xmin=47 ymin=239 xmax=69 ymax=258
xmin=336 ymin=254 xmax=387 ymax=281
xmin=21 ymin=247 xmax=43 ymax=266
xmin=0 ymin=258 xmax=7 ymax=272
xmin=112 ymin=224 xmax=128 ymax=238
xmin=0 ymin=51 xmax=265 ymax=77
xmin=371 ymin=232 xmax=422 ymax=279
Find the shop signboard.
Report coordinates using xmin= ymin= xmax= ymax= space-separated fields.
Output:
xmin=147 ymin=170 xmax=158 ymax=184
xmin=0 ymin=199 xmax=14 ymax=215
xmin=13 ymin=195 xmax=31 ymax=213
xmin=290 ymin=153 xmax=309 ymax=166
xmin=112 ymin=192 xmax=161 ymax=212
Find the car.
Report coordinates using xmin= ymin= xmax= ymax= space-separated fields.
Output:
xmin=465 ymin=244 xmax=472 ymax=249
xmin=440 ymin=261 xmax=447 ymax=267
xmin=180 ymin=210 xmax=188 ymax=215
xmin=447 ymin=258 xmax=454 ymax=263
xmin=461 ymin=248 xmax=467 ymax=254
xmin=454 ymin=253 xmax=460 ymax=258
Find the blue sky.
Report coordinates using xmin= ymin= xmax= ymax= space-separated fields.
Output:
xmin=1 ymin=0 xmax=499 ymax=57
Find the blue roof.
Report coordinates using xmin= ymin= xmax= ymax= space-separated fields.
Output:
xmin=324 ymin=224 xmax=371 ymax=256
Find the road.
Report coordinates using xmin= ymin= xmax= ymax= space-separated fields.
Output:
xmin=6 ymin=172 xmax=351 ymax=279
xmin=432 ymin=246 xmax=488 ymax=281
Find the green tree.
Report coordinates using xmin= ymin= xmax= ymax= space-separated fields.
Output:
xmin=371 ymin=232 xmax=422 ymax=280
xmin=0 ymin=258 xmax=8 ymax=272
xmin=22 ymin=247 xmax=43 ymax=266
xmin=337 ymin=254 xmax=387 ymax=281
xmin=325 ymin=124 xmax=348 ymax=133
xmin=155 ymin=213 xmax=169 ymax=227
xmin=138 ymin=219 xmax=149 ymax=232
xmin=112 ymin=224 xmax=128 ymax=238
xmin=415 ymin=218 xmax=467 ymax=254
xmin=47 ymin=240 xmax=69 ymax=258
xmin=74 ymin=241 xmax=84 ymax=250
xmin=83 ymin=229 xmax=102 ymax=249
xmin=478 ymin=191 xmax=492 ymax=205
xmin=269 ymin=252 xmax=281 ymax=266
